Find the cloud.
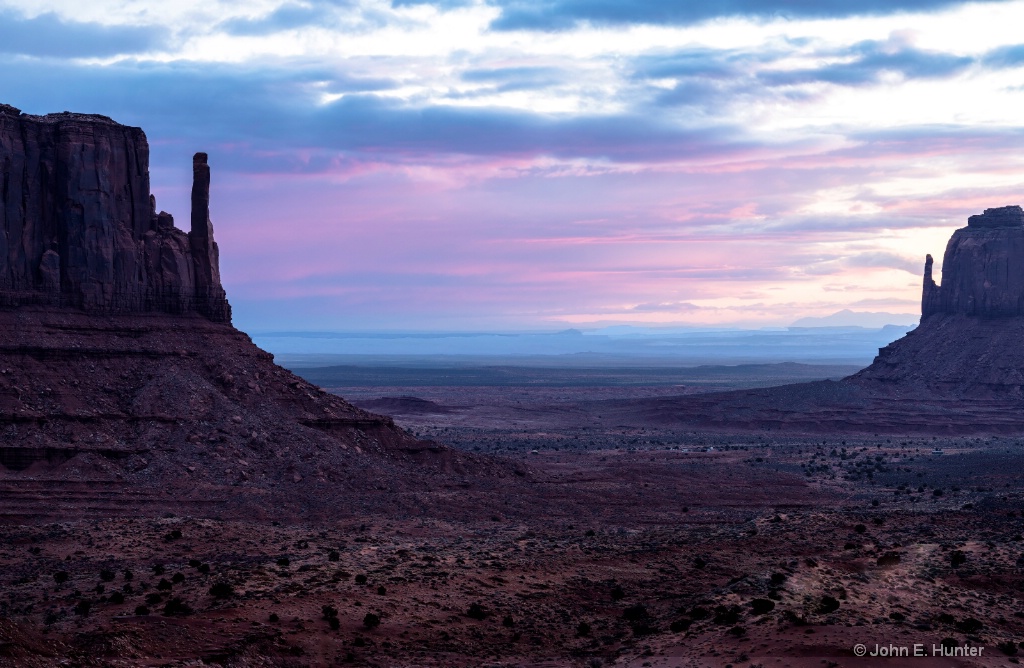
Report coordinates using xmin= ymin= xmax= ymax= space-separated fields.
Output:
xmin=760 ymin=40 xmax=974 ymax=87
xmin=485 ymin=0 xmax=1011 ymax=32
xmin=219 ymin=3 xmax=340 ymax=35
xmin=0 ymin=9 xmax=167 ymax=58
xmin=460 ymin=66 xmax=568 ymax=92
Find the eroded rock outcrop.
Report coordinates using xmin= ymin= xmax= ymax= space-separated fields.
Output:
xmin=0 ymin=104 xmax=229 ymax=321
xmin=921 ymin=205 xmax=1024 ymax=318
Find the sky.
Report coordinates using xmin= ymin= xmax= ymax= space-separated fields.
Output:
xmin=2 ymin=0 xmax=1023 ymax=332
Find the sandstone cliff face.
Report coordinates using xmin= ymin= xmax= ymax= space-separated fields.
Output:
xmin=922 ymin=205 xmax=1024 ymax=318
xmin=0 ymin=104 xmax=229 ymax=321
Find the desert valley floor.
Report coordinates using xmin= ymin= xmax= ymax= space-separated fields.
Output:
xmin=2 ymin=362 xmax=1024 ymax=667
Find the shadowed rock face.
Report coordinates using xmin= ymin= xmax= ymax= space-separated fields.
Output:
xmin=0 ymin=104 xmax=229 ymax=321
xmin=922 ymin=205 xmax=1024 ymax=318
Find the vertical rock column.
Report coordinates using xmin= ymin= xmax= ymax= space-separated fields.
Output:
xmin=188 ymin=152 xmax=230 ymax=322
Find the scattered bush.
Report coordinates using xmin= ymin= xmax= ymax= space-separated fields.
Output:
xmin=197 ymin=563 xmax=210 ymax=574
xmin=889 ymin=611 xmax=905 ymax=622
xmin=623 ymin=605 xmax=648 ymax=622
xmin=955 ymin=617 xmax=984 ymax=634
xmin=157 ymin=578 xmax=172 ymax=591
xmin=53 ymin=571 xmax=68 ymax=584
xmin=123 ymin=569 xmax=133 ymax=581
xmin=328 ymin=550 xmax=340 ymax=562
xmin=950 ymin=551 xmax=967 ymax=568
xmin=276 ymin=557 xmax=290 ymax=567
xmin=145 ymin=593 xmax=163 ymax=605
xmin=74 ymin=600 xmax=91 ymax=616
xmin=998 ymin=641 xmax=1019 ymax=656
xmin=670 ymin=618 xmax=692 ymax=633
xmin=162 ymin=597 xmax=192 ymax=617
xmin=584 ymin=529 xmax=595 ymax=537
xmin=268 ymin=613 xmax=279 ymax=623
xmin=152 ymin=564 xmax=165 ymax=576
xmin=363 ymin=612 xmax=381 ymax=629
xmin=713 ymin=605 xmax=741 ymax=625
xmin=769 ymin=573 xmax=786 ymax=586
xmin=693 ymin=557 xmax=707 ymax=569
xmin=172 ymin=572 xmax=185 ymax=584
xmin=576 ymin=621 xmax=591 ymax=636
xmin=109 ymin=592 xmax=125 ymax=604
xmin=689 ymin=606 xmax=709 ymax=620
xmin=99 ymin=569 xmax=115 ymax=582
xmin=727 ymin=625 xmax=746 ymax=637
xmin=818 ymin=596 xmax=840 ymax=614
xmin=502 ymin=615 xmax=515 ymax=627
xmin=134 ymin=605 xmax=149 ymax=616
xmin=354 ymin=574 xmax=368 ymax=585
xmin=877 ymin=552 xmax=901 ymax=567
xmin=749 ymin=599 xmax=775 ymax=615
xmin=854 ymin=524 xmax=867 ymax=534
xmin=466 ymin=603 xmax=487 ymax=620
xmin=209 ymin=582 xmax=234 ymax=598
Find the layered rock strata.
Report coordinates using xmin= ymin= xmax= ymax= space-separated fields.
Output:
xmin=0 ymin=104 xmax=229 ymax=321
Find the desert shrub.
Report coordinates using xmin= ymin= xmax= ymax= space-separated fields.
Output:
xmin=713 ymin=605 xmax=741 ymax=625
xmin=152 ymin=564 xmax=165 ymax=575
xmin=689 ymin=606 xmax=709 ymax=620
xmin=727 ymin=625 xmax=746 ymax=637
xmin=134 ymin=605 xmax=149 ymax=616
xmin=162 ymin=597 xmax=192 ymax=617
xmin=268 ymin=613 xmax=279 ymax=622
xmin=610 ymin=585 xmax=625 ymax=601
xmin=145 ymin=593 xmax=163 ymax=605
xmin=94 ymin=584 xmax=105 ymax=594
xmin=327 ymin=616 xmax=340 ymax=630
xmin=877 ymin=552 xmax=901 ymax=567
xmin=209 ymin=582 xmax=234 ymax=598
xmin=328 ymin=550 xmax=340 ymax=562
xmin=669 ymin=618 xmax=692 ymax=632
xmin=354 ymin=574 xmax=368 ymax=585
xmin=109 ymin=592 xmax=125 ymax=604
xmin=818 ymin=596 xmax=840 ymax=614
xmin=322 ymin=605 xmax=339 ymax=620
xmin=123 ymin=569 xmax=133 ymax=581
xmin=276 ymin=557 xmax=290 ymax=567
xmin=955 ymin=617 xmax=984 ymax=633
xmin=622 ymin=605 xmax=648 ymax=622
xmin=197 ymin=563 xmax=210 ymax=574
xmin=576 ymin=621 xmax=591 ymax=636
xmin=74 ymin=600 xmax=91 ymax=616
xmin=363 ymin=612 xmax=381 ymax=629
xmin=99 ymin=568 xmax=115 ymax=582
xmin=502 ymin=615 xmax=515 ymax=627
xmin=466 ymin=603 xmax=487 ymax=620
xmin=172 ymin=572 xmax=185 ymax=584
xmin=950 ymin=551 xmax=967 ymax=568
xmin=940 ymin=637 xmax=958 ymax=650
xmin=854 ymin=524 xmax=867 ymax=534
xmin=769 ymin=573 xmax=786 ymax=586
xmin=53 ymin=571 xmax=68 ymax=584
xmin=157 ymin=578 xmax=172 ymax=591
xmin=936 ymin=613 xmax=955 ymax=624
xmin=585 ymin=529 xmax=595 ymax=537
xmin=188 ymin=559 xmax=201 ymax=568
xmin=998 ymin=641 xmax=1019 ymax=656
xmin=889 ymin=611 xmax=905 ymax=622
xmin=693 ymin=557 xmax=707 ymax=569
xmin=749 ymin=599 xmax=775 ymax=615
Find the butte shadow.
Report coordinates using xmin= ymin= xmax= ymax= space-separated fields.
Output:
xmin=599 ymin=206 xmax=1024 ymax=435
xmin=0 ymin=104 xmax=518 ymax=523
